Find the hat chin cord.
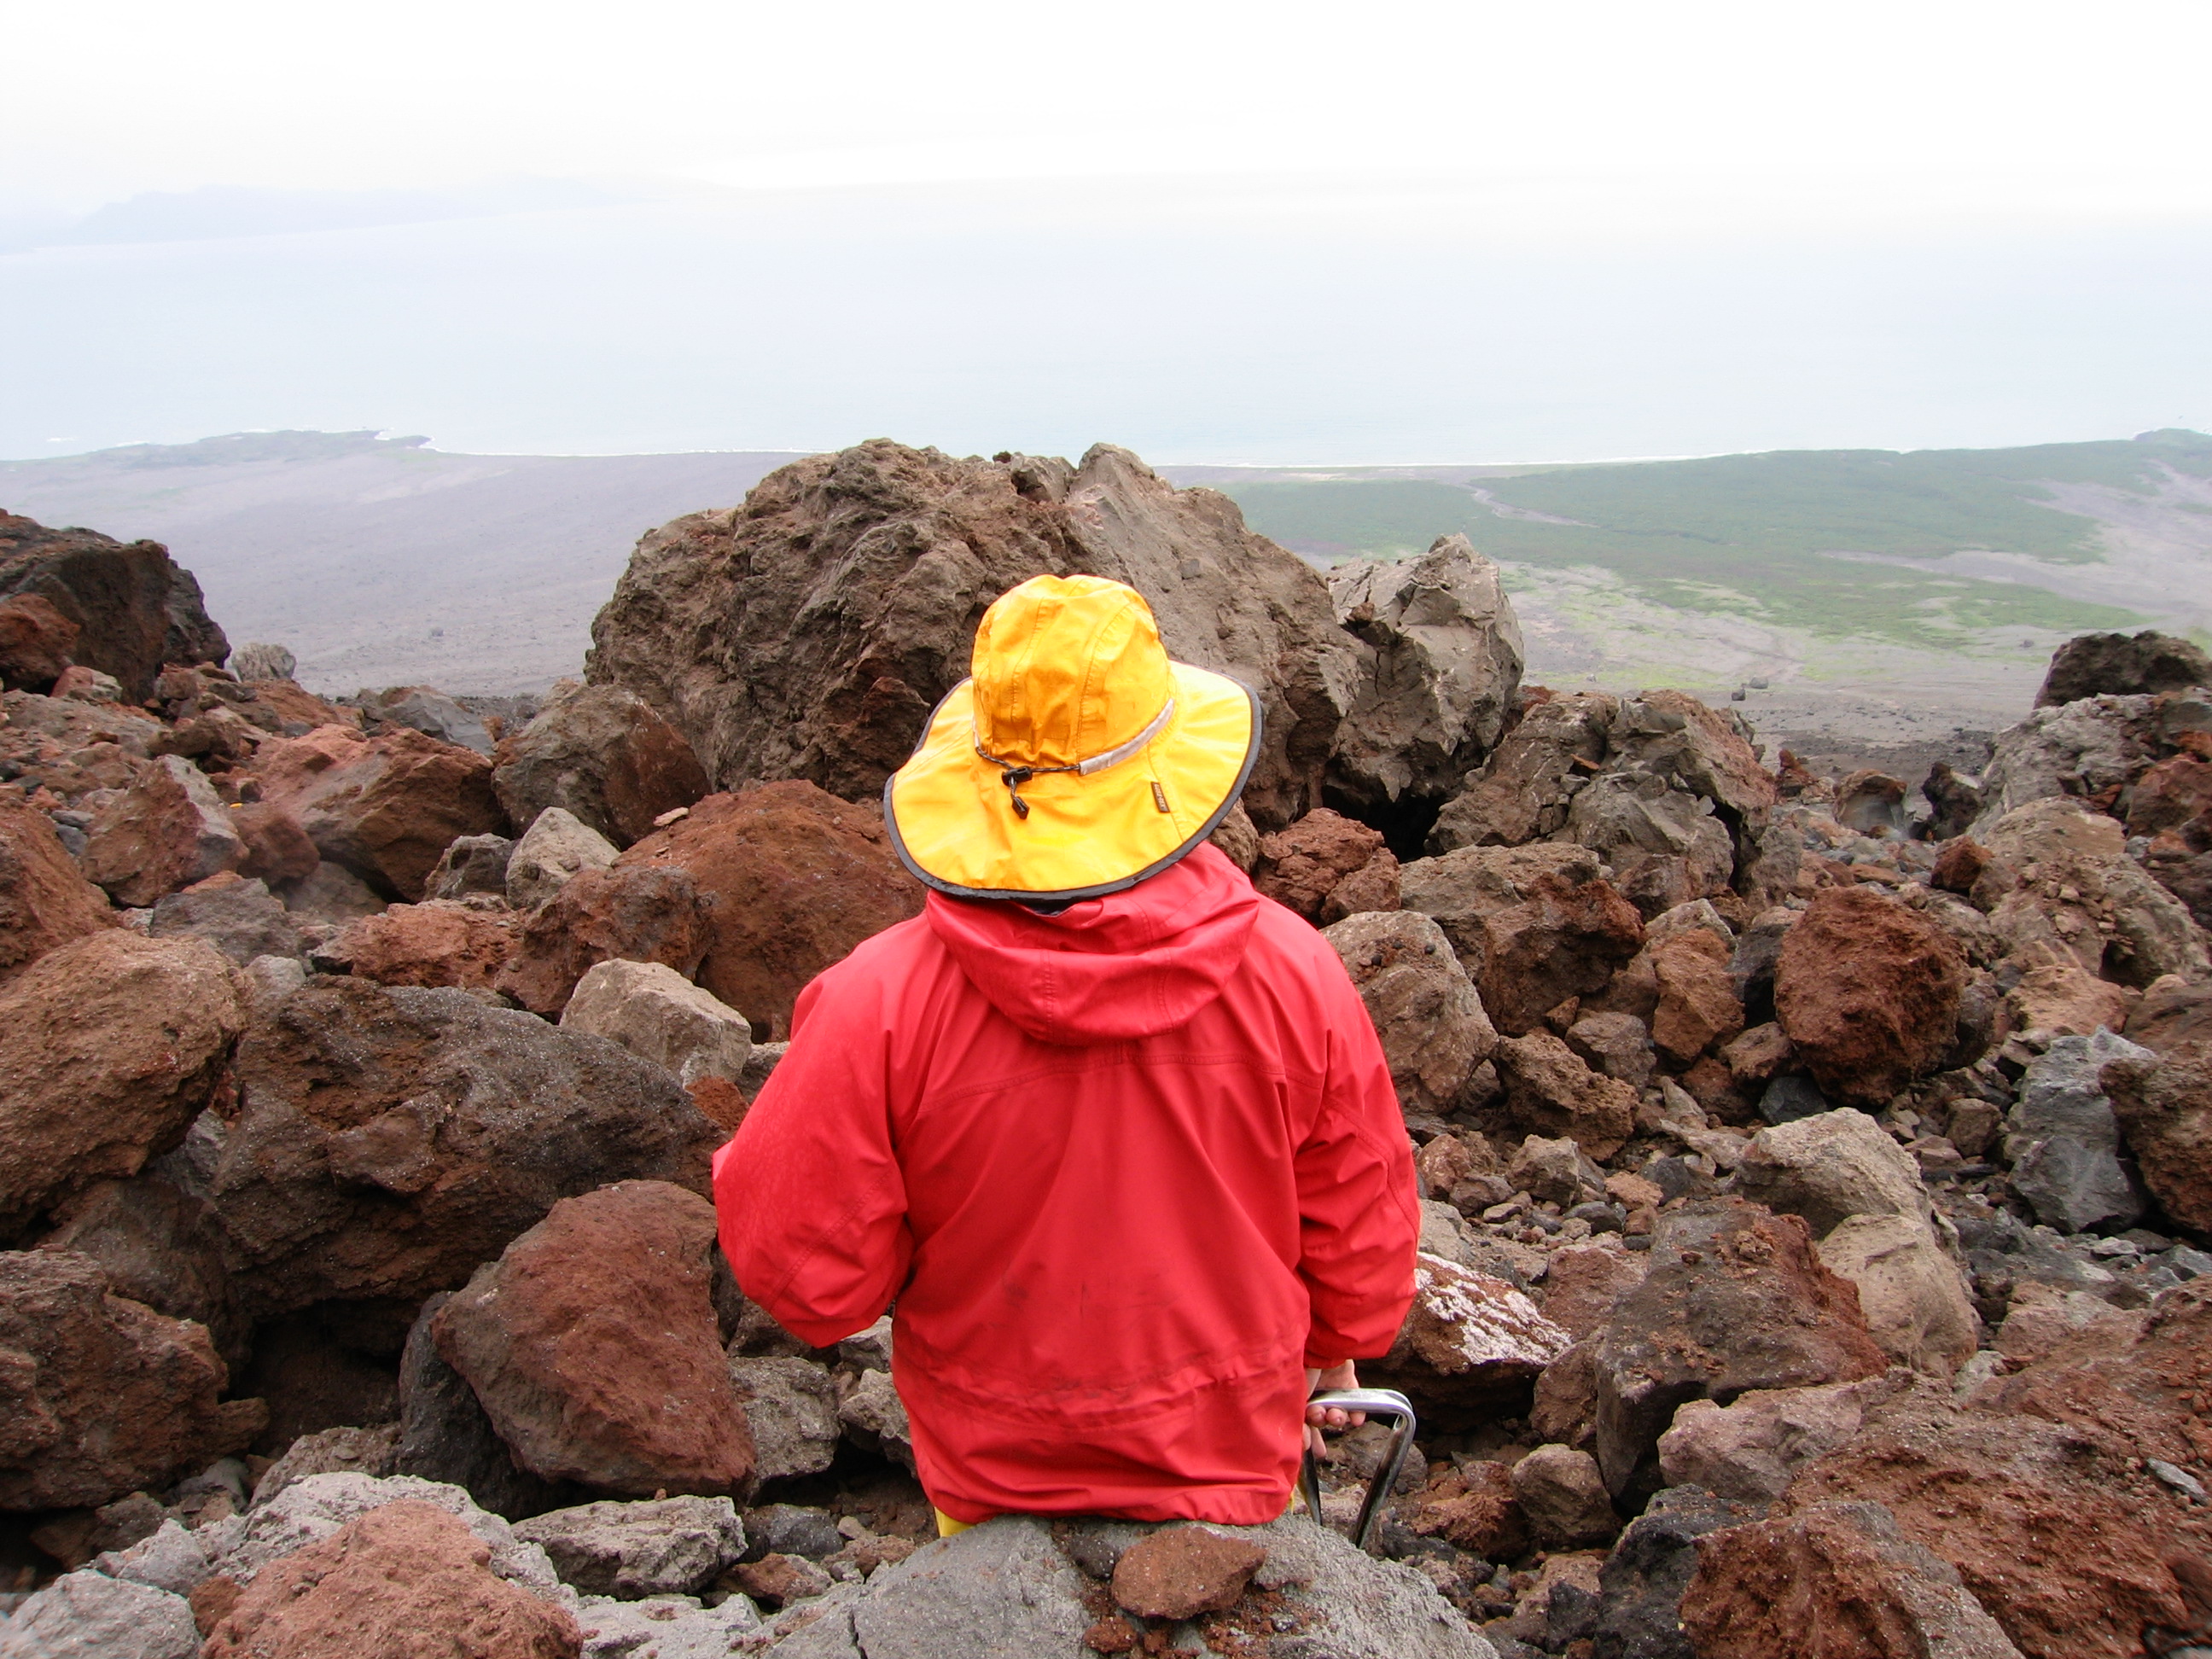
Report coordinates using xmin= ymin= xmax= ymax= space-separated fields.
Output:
xmin=974 ymin=698 xmax=1175 ymax=821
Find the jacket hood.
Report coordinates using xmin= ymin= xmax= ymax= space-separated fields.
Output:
xmin=926 ymin=841 xmax=1261 ymax=1045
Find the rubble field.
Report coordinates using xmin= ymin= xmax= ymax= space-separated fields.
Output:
xmin=3 ymin=441 xmax=2212 ymax=1659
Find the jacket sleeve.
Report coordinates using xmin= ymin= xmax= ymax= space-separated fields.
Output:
xmin=713 ymin=963 xmax=915 ymax=1348
xmin=1294 ymin=969 xmax=1422 ymax=1367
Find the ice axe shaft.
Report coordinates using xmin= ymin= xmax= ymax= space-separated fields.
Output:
xmin=1299 ymin=1387 xmax=1417 ymax=1551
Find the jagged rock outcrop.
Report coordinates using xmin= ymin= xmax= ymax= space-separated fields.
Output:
xmin=585 ymin=439 xmax=1358 ymax=828
xmin=1327 ymin=534 xmax=1524 ymax=811
xmin=2035 ymin=629 xmax=2211 ymax=706
xmin=0 ymin=511 xmax=229 ymax=701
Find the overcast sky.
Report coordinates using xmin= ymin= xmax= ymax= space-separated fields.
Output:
xmin=5 ymin=0 xmax=2209 ymax=460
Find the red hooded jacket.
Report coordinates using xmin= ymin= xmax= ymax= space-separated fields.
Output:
xmin=713 ymin=841 xmax=1419 ymax=1524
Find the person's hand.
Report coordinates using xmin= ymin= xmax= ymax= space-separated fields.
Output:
xmin=1303 ymin=1360 xmax=1364 ymax=1458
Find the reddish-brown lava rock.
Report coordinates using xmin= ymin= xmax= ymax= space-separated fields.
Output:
xmin=1536 ymin=1245 xmax=1650 ymax=1342
xmin=231 ymin=799 xmax=323 ymax=884
xmin=1365 ymin=1255 xmax=1571 ymax=1429
xmin=0 ymin=1250 xmax=265 ymax=1509
xmin=317 ymin=900 xmax=517 ymax=992
xmin=1783 ymin=1388 xmax=2212 ymax=1659
xmin=1476 ymin=873 xmax=1646 ymax=1036
xmin=492 ymin=683 xmax=711 ymax=848
xmin=1398 ymin=1459 xmax=1529 ymax=1560
xmin=0 ymin=591 xmax=79 ymax=690
xmin=0 ymin=794 xmax=117 ymax=987
xmin=1982 ymin=1281 xmax=2212 ymax=1477
xmin=494 ymin=862 xmax=713 ymax=1016
xmin=200 ymin=1500 xmax=581 ymax=1659
xmin=1493 ymin=1031 xmax=1638 ymax=1160
xmin=1592 ymin=1199 xmax=1887 ymax=1499
xmin=0 ymin=511 xmax=228 ymax=701
xmin=1774 ymin=888 xmax=1966 ymax=1106
xmin=1110 ymin=1525 xmax=1268 ymax=1621
xmin=686 ymin=1076 xmax=749 ymax=1135
xmin=726 ymin=1551 xmax=834 ymax=1608
xmin=434 ymin=1180 xmax=756 ymax=1497
xmin=2104 ymin=1046 xmax=2212 ymax=1232
xmin=0 ymin=931 xmax=243 ymax=1236
xmin=1931 ymin=838 xmax=1994 ymax=895
xmin=217 ymin=977 xmax=719 ymax=1316
xmin=250 ymin=723 xmax=506 ymax=900
xmin=1681 ymin=1499 xmax=2027 ymax=1658
xmin=2129 ymin=755 xmax=2212 ymax=839
xmin=1251 ymin=808 xmax=1400 ymax=924
xmin=79 ymin=753 xmax=245 ymax=906
xmin=585 ymin=439 xmax=1355 ymax=829
xmin=616 ymin=782 xmax=922 ymax=1039
xmin=1647 ymin=928 xmax=1745 ymax=1064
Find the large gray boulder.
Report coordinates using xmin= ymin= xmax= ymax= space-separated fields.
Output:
xmin=0 ymin=1568 xmax=200 ymax=1659
xmin=1327 ymin=534 xmax=1524 ymax=812
xmin=2005 ymin=1029 xmax=2153 ymax=1233
xmin=511 ymin=1496 xmax=745 ymax=1598
xmin=777 ymin=1515 xmax=1495 ymax=1659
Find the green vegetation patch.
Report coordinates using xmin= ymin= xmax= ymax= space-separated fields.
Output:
xmin=1211 ymin=430 xmax=2209 ymax=648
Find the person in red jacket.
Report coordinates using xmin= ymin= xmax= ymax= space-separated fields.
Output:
xmin=713 ymin=572 xmax=1419 ymax=1530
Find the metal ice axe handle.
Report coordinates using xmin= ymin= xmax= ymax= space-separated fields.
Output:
xmin=1299 ymin=1387 xmax=1417 ymax=1552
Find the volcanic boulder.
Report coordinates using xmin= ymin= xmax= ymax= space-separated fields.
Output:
xmin=1782 ymin=1388 xmax=2212 ymax=1659
xmin=495 ymin=862 xmax=713 ymax=1017
xmin=1679 ymin=1499 xmax=2024 ymax=1659
xmin=0 ymin=794 xmax=117 ymax=987
xmin=492 ymin=682 xmax=710 ymax=848
xmin=249 ymin=723 xmax=506 ymax=900
xmin=0 ymin=1250 xmax=265 ymax=1510
xmin=1364 ymin=1253 xmax=1570 ymax=1428
xmin=1774 ymin=888 xmax=1966 ymax=1106
xmin=585 ymin=439 xmax=1356 ymax=828
xmin=313 ymin=899 xmax=517 ymax=992
xmin=0 ymin=591 xmax=79 ymax=690
xmin=1427 ymin=690 xmax=1617 ymax=853
xmin=149 ymin=874 xmax=305 ymax=966
xmin=561 ymin=958 xmax=753 ymax=1087
xmin=2036 ymin=629 xmax=2212 ymax=707
xmin=433 ymin=1182 xmax=757 ymax=1498
xmin=1321 ymin=910 xmax=1495 ymax=1116
xmin=79 ymin=753 xmax=246 ymax=907
xmin=0 ymin=510 xmax=228 ymax=701
xmin=212 ymin=978 xmax=720 ymax=1316
xmin=199 ymin=1501 xmax=582 ymax=1659
xmin=614 ymin=782 xmax=922 ymax=1039
xmin=1326 ymin=534 xmax=1524 ymax=811
xmin=1250 ymin=807 xmax=1401 ymax=924
xmin=0 ymin=931 xmax=243 ymax=1238
xmin=1398 ymin=842 xmax=1643 ymax=1035
xmin=1590 ymin=1199 xmax=1887 ymax=1499
xmin=504 ymin=806 xmax=619 ymax=911
xmin=1492 ymin=1032 xmax=1637 ymax=1160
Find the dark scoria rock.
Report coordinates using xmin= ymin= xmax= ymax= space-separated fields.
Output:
xmin=492 ymin=682 xmax=710 ymax=848
xmin=0 ymin=510 xmax=229 ymax=701
xmin=209 ymin=977 xmax=722 ymax=1318
xmin=1591 ymin=1199 xmax=1887 ymax=1501
xmin=585 ymin=439 xmax=1357 ymax=828
xmin=2035 ymin=629 xmax=2212 ymax=707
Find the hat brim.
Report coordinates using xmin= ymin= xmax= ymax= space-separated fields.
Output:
xmin=883 ymin=662 xmax=1260 ymax=901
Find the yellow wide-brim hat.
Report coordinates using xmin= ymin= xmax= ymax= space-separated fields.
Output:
xmin=884 ymin=573 xmax=1260 ymax=900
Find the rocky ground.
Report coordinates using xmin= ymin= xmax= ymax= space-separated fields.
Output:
xmin=3 ymin=444 xmax=2212 ymax=1658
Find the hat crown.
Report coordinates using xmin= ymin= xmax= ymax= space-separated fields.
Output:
xmin=971 ymin=575 xmax=1173 ymax=767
